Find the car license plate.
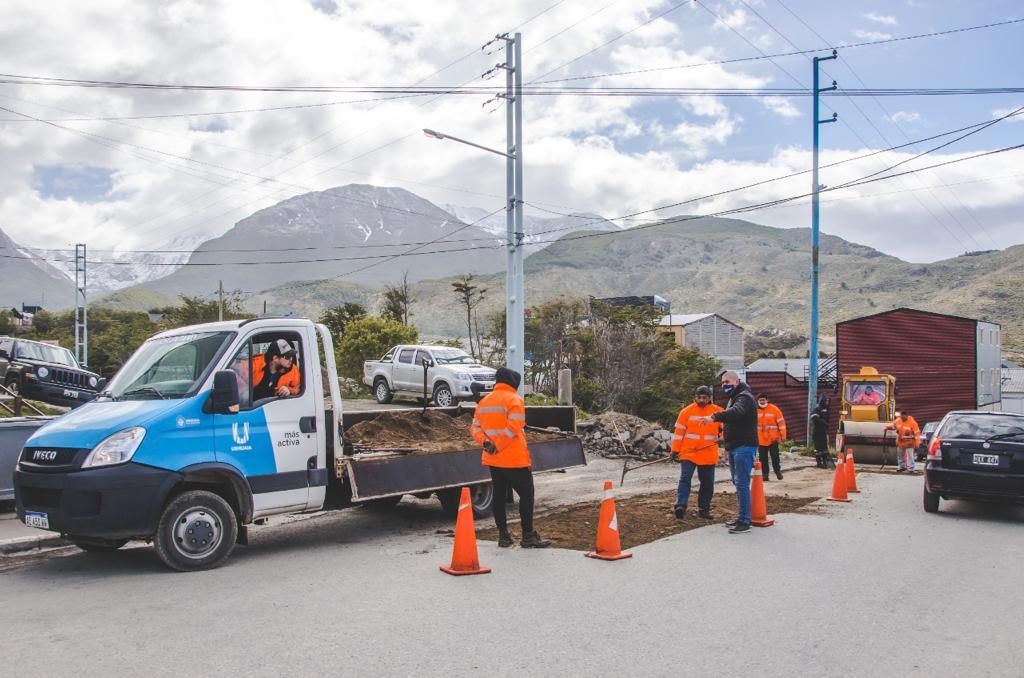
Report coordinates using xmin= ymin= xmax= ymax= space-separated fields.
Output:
xmin=973 ymin=454 xmax=999 ymax=466
xmin=63 ymin=389 xmax=79 ymax=399
xmin=24 ymin=511 xmax=50 ymax=529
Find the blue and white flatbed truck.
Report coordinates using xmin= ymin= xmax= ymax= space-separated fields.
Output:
xmin=11 ymin=318 xmax=583 ymax=571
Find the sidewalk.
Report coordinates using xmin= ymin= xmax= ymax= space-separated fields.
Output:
xmin=0 ymin=505 xmax=67 ymax=554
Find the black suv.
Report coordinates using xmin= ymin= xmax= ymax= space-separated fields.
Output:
xmin=923 ymin=411 xmax=1024 ymax=513
xmin=0 ymin=337 xmax=101 ymax=408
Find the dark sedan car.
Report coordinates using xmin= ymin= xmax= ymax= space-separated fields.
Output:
xmin=0 ymin=337 xmax=100 ymax=408
xmin=917 ymin=421 xmax=939 ymax=462
xmin=923 ymin=411 xmax=1024 ymax=513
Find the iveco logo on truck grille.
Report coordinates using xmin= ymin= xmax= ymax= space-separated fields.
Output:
xmin=32 ymin=450 xmax=59 ymax=462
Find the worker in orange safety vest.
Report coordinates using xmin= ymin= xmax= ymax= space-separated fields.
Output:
xmin=756 ymin=393 xmax=787 ymax=481
xmin=885 ymin=411 xmax=921 ymax=472
xmin=670 ymin=385 xmax=724 ymax=520
xmin=470 ymin=367 xmax=551 ymax=549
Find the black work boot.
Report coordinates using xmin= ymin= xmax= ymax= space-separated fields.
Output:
xmin=698 ymin=508 xmax=712 ymax=519
xmin=497 ymin=531 xmax=514 ymax=548
xmin=673 ymin=505 xmax=687 ymax=520
xmin=521 ymin=530 xmax=551 ymax=548
xmin=775 ymin=470 xmax=784 ymax=480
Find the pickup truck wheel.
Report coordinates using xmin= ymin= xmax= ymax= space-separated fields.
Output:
xmin=437 ymin=483 xmax=493 ymax=519
xmin=71 ymin=538 xmax=128 ymax=553
xmin=432 ymin=383 xmax=457 ymax=408
xmin=373 ymin=378 xmax=394 ymax=404
xmin=154 ymin=490 xmax=237 ymax=572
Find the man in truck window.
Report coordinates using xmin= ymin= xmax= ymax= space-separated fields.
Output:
xmin=470 ymin=367 xmax=551 ymax=549
xmin=852 ymin=385 xmax=883 ymax=405
xmin=252 ymin=338 xmax=301 ymax=401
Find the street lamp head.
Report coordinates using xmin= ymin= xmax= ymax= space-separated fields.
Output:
xmin=423 ymin=128 xmax=444 ymax=140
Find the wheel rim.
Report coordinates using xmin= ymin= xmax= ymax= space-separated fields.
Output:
xmin=435 ymin=387 xmax=452 ymax=407
xmin=470 ymin=483 xmax=493 ymax=513
xmin=376 ymin=382 xmax=388 ymax=401
xmin=172 ymin=507 xmax=223 ymax=560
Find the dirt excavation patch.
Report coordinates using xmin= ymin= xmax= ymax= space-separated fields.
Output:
xmin=479 ymin=490 xmax=821 ymax=551
xmin=345 ymin=409 xmax=565 ymax=454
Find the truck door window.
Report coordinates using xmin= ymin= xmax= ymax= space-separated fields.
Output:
xmin=398 ymin=348 xmax=415 ymax=364
xmin=250 ymin=332 xmax=304 ymax=405
xmin=227 ymin=342 xmax=253 ymax=410
xmin=414 ymin=349 xmax=432 ymax=366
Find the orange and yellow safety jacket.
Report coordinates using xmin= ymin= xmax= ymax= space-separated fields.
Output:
xmin=757 ymin=403 xmax=787 ymax=446
xmin=886 ymin=416 xmax=921 ymax=449
xmin=471 ymin=383 xmax=530 ymax=468
xmin=671 ymin=402 xmax=724 ymax=465
xmin=251 ymin=354 xmax=301 ymax=396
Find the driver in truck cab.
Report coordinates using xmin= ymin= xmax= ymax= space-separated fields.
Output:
xmin=252 ymin=338 xmax=301 ymax=400
xmin=852 ymin=385 xmax=883 ymax=405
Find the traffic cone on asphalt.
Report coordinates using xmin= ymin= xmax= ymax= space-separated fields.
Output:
xmin=440 ymin=487 xmax=491 ymax=576
xmin=750 ymin=462 xmax=775 ymax=527
xmin=827 ymin=450 xmax=852 ymax=502
xmin=586 ymin=481 xmax=633 ymax=561
xmin=845 ymin=449 xmax=861 ymax=493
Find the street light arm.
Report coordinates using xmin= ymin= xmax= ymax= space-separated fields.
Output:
xmin=422 ymin=128 xmax=514 ymax=159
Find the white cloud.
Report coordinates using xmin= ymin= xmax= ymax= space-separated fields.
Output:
xmin=852 ymin=29 xmax=893 ymax=41
xmin=862 ymin=12 xmax=898 ymax=26
xmin=762 ymin=96 xmax=800 ymax=119
xmin=992 ymin=107 xmax=1024 ymax=123
xmin=889 ymin=111 xmax=921 ymax=124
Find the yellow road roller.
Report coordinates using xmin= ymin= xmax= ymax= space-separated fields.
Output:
xmin=836 ymin=367 xmax=898 ymax=465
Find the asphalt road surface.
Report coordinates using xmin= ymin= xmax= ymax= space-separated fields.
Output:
xmin=3 ymin=473 xmax=1023 ymax=677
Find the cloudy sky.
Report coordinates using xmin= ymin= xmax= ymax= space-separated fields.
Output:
xmin=0 ymin=0 xmax=1021 ymax=266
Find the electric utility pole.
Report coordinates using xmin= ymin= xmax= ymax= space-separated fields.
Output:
xmin=74 ymin=243 xmax=88 ymax=367
xmin=807 ymin=50 xmax=837 ymax=443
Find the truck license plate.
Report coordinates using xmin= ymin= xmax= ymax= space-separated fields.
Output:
xmin=973 ymin=454 xmax=999 ymax=466
xmin=24 ymin=511 xmax=50 ymax=529
xmin=63 ymin=389 xmax=79 ymax=399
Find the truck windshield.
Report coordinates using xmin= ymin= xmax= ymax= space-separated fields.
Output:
xmin=104 ymin=331 xmax=233 ymax=400
xmin=846 ymin=381 xmax=886 ymax=405
xmin=15 ymin=342 xmax=78 ymax=367
xmin=432 ymin=349 xmax=476 ymax=365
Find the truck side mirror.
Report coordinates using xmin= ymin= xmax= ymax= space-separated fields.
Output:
xmin=210 ymin=370 xmax=240 ymax=414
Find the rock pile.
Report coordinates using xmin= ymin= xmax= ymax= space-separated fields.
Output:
xmin=576 ymin=412 xmax=673 ymax=459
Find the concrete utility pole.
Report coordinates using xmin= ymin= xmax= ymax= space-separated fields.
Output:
xmin=74 ymin=243 xmax=88 ymax=367
xmin=807 ymin=50 xmax=838 ymax=442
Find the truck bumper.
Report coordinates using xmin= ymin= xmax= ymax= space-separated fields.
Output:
xmin=22 ymin=377 xmax=97 ymax=408
xmin=14 ymin=462 xmax=180 ymax=539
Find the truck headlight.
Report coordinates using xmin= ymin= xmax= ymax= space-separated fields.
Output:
xmin=458 ymin=373 xmax=472 ymax=381
xmin=37 ymin=366 xmax=49 ymax=379
xmin=83 ymin=427 xmax=146 ymax=468
xmin=88 ymin=376 xmax=98 ymax=388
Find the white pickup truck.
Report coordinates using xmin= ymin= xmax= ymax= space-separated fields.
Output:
xmin=363 ymin=345 xmax=496 ymax=407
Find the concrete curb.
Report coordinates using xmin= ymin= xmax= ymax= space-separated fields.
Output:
xmin=0 ymin=533 xmax=69 ymax=555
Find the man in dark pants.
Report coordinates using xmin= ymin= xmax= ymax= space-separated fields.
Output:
xmin=698 ymin=371 xmax=759 ymax=534
xmin=756 ymin=393 xmax=787 ymax=481
xmin=470 ymin=367 xmax=550 ymax=548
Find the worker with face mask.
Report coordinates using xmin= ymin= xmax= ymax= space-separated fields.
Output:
xmin=670 ymin=386 xmax=724 ymax=520
xmin=756 ymin=393 xmax=787 ymax=481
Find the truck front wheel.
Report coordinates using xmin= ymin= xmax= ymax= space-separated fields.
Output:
xmin=154 ymin=490 xmax=238 ymax=572
xmin=373 ymin=378 xmax=394 ymax=404
xmin=432 ymin=383 xmax=457 ymax=408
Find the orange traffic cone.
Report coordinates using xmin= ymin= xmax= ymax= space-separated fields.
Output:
xmin=586 ymin=481 xmax=632 ymax=561
xmin=845 ymin=449 xmax=860 ymax=493
xmin=440 ymin=487 xmax=491 ymax=576
xmin=750 ymin=461 xmax=775 ymax=527
xmin=827 ymin=450 xmax=851 ymax=502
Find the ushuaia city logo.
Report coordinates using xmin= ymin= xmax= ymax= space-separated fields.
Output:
xmin=232 ymin=422 xmax=250 ymax=445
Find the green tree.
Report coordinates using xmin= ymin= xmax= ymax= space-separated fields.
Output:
xmin=335 ymin=316 xmax=418 ymax=380
xmin=318 ymin=302 xmax=367 ymax=339
xmin=451 ymin=274 xmax=485 ymax=359
xmin=380 ymin=272 xmax=412 ymax=326
xmin=157 ymin=291 xmax=252 ymax=327
xmin=0 ymin=310 xmax=15 ymax=336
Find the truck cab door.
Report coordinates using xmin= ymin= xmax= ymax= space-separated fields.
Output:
xmin=215 ymin=329 xmax=320 ymax=515
xmin=393 ymin=347 xmax=417 ymax=392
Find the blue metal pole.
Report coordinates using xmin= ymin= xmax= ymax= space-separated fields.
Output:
xmin=807 ymin=51 xmax=837 ymax=443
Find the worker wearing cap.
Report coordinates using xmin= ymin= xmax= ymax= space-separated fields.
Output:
xmin=756 ymin=393 xmax=787 ymax=481
xmin=470 ymin=367 xmax=550 ymax=549
xmin=885 ymin=412 xmax=921 ymax=472
xmin=252 ymin=338 xmax=301 ymax=401
xmin=670 ymin=385 xmax=723 ymax=520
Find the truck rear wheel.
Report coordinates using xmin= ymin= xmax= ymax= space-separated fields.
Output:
xmin=373 ymin=378 xmax=394 ymax=404
xmin=154 ymin=490 xmax=238 ymax=572
xmin=432 ymin=383 xmax=457 ymax=408
xmin=437 ymin=483 xmax=493 ymax=519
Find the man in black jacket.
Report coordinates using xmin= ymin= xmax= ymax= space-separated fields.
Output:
xmin=699 ymin=371 xmax=758 ymax=534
